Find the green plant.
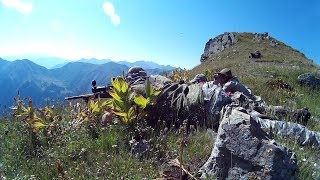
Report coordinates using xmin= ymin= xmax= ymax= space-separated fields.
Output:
xmin=11 ymin=95 xmax=46 ymax=133
xmin=203 ymin=69 xmax=214 ymax=81
xmin=79 ymin=97 xmax=111 ymax=122
xmin=108 ymin=77 xmax=136 ymax=125
xmin=134 ymin=78 xmax=161 ymax=110
xmin=167 ymin=68 xmax=190 ymax=82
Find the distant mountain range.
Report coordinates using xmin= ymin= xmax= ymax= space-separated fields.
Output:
xmin=4 ymin=56 xmax=176 ymax=71
xmin=0 ymin=58 xmax=175 ymax=108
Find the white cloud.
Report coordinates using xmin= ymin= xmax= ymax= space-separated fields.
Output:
xmin=103 ymin=2 xmax=120 ymax=26
xmin=1 ymin=0 xmax=32 ymax=14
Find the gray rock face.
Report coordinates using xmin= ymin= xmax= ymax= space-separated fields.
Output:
xmin=298 ymin=73 xmax=320 ymax=89
xmin=200 ymin=108 xmax=298 ymax=180
xmin=200 ymin=32 xmax=238 ymax=63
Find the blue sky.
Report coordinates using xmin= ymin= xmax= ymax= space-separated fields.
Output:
xmin=0 ymin=0 xmax=319 ymax=68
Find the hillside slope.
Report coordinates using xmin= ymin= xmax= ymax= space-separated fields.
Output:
xmin=190 ymin=32 xmax=320 ymax=116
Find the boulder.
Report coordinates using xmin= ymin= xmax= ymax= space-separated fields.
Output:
xmin=298 ymin=73 xmax=320 ymax=89
xmin=199 ymin=107 xmax=298 ymax=179
xmin=249 ymin=50 xmax=262 ymax=59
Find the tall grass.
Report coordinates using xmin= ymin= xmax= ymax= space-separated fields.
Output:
xmin=0 ymin=113 xmax=213 ymax=179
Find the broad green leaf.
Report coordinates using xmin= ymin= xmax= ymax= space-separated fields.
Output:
xmin=120 ymin=78 xmax=129 ymax=93
xmin=92 ymin=105 xmax=100 ymax=114
xmin=112 ymin=111 xmax=127 ymax=117
xmin=153 ymin=89 xmax=161 ymax=96
xmin=134 ymin=95 xmax=148 ymax=109
xmin=34 ymin=116 xmax=44 ymax=122
xmin=127 ymin=107 xmax=135 ymax=119
xmin=33 ymin=122 xmax=46 ymax=132
xmin=110 ymin=91 xmax=122 ymax=102
xmin=111 ymin=78 xmax=121 ymax=92
xmin=123 ymin=116 xmax=129 ymax=124
xmin=114 ymin=98 xmax=125 ymax=110
xmin=105 ymin=99 xmax=113 ymax=106
xmin=89 ymin=100 xmax=95 ymax=110
xmin=33 ymin=122 xmax=46 ymax=128
xmin=101 ymin=100 xmax=112 ymax=108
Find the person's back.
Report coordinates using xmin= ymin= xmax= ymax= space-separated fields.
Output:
xmin=215 ymin=68 xmax=252 ymax=96
xmin=223 ymin=76 xmax=251 ymax=96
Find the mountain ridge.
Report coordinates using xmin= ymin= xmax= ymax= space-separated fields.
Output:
xmin=3 ymin=56 xmax=176 ymax=71
xmin=0 ymin=59 xmax=175 ymax=108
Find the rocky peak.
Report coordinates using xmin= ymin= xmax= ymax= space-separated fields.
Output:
xmin=200 ymin=32 xmax=238 ymax=63
xmin=199 ymin=32 xmax=279 ymax=63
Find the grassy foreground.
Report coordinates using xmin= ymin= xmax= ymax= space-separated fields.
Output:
xmin=0 ymin=105 xmax=213 ymax=179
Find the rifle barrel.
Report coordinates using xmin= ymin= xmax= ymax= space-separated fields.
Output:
xmin=64 ymin=94 xmax=93 ymax=100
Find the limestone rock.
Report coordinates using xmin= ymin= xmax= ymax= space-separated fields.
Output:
xmin=199 ymin=108 xmax=298 ymax=180
xmin=200 ymin=32 xmax=238 ymax=63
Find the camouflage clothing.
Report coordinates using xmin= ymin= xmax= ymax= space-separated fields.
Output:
xmin=223 ymin=77 xmax=252 ymax=96
xmin=126 ymin=67 xmax=205 ymax=127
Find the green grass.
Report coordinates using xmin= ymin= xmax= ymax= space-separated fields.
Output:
xmin=276 ymin=136 xmax=320 ymax=180
xmin=0 ymin=115 xmax=213 ymax=179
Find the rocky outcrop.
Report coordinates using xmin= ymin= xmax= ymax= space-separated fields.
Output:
xmin=200 ymin=32 xmax=238 ymax=63
xmin=199 ymin=107 xmax=298 ymax=179
xmin=298 ymin=73 xmax=320 ymax=89
xmin=254 ymin=32 xmax=270 ymax=41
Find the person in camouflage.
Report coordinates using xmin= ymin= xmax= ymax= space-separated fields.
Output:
xmin=126 ymin=66 xmax=205 ymax=128
xmin=214 ymin=68 xmax=252 ymax=96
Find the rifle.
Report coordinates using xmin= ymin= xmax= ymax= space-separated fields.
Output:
xmin=65 ymin=80 xmax=112 ymax=102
